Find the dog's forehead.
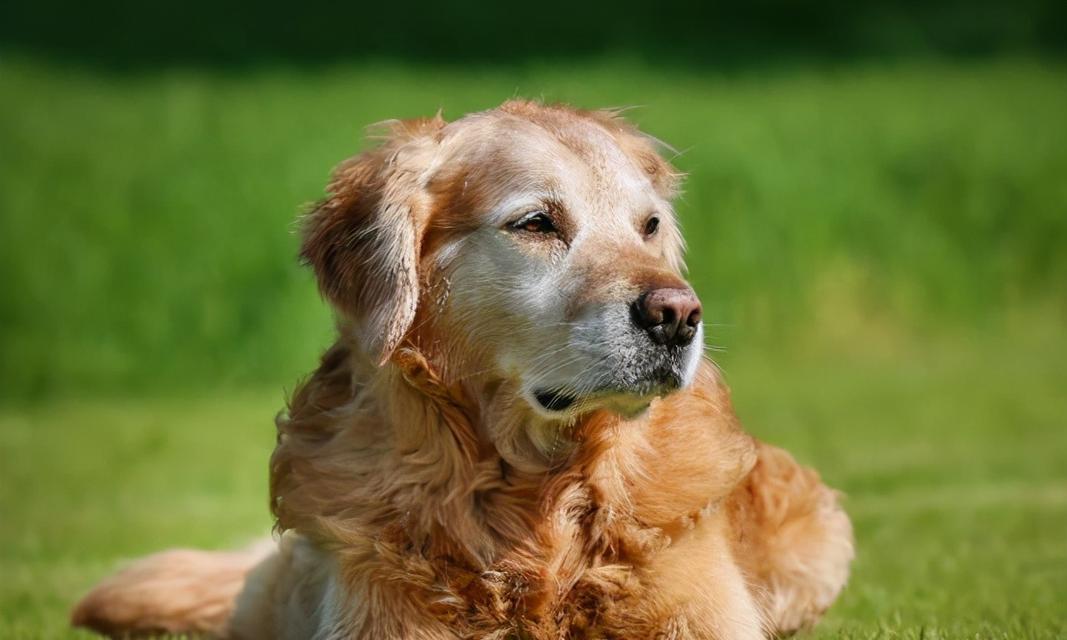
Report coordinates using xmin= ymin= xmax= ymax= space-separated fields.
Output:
xmin=446 ymin=111 xmax=658 ymax=207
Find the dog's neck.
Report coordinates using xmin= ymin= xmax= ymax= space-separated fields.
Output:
xmin=272 ymin=337 xmax=753 ymax=575
xmin=385 ymin=345 xmax=636 ymax=563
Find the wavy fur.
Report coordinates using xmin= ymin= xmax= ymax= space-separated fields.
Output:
xmin=72 ymin=101 xmax=853 ymax=639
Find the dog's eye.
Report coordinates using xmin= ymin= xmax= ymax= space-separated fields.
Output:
xmin=511 ymin=211 xmax=557 ymax=234
xmin=643 ymin=216 xmax=660 ymax=238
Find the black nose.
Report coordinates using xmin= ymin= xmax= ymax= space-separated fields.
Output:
xmin=631 ymin=288 xmax=702 ymax=348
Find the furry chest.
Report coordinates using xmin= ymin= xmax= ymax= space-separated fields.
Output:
xmin=428 ymin=556 xmax=670 ymax=640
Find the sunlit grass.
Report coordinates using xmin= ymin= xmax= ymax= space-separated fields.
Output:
xmin=1 ymin=326 xmax=1065 ymax=638
xmin=1 ymin=57 xmax=1065 ymax=399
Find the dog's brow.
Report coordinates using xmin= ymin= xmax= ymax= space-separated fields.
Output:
xmin=484 ymin=189 xmax=564 ymax=225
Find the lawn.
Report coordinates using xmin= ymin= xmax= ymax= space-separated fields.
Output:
xmin=1 ymin=56 xmax=1065 ymax=637
xmin=3 ymin=56 xmax=1066 ymax=399
xmin=2 ymin=326 xmax=1065 ymax=638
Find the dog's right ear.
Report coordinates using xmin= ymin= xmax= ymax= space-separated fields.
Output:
xmin=300 ymin=117 xmax=444 ymax=366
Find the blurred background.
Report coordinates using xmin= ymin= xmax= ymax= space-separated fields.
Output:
xmin=1 ymin=1 xmax=1065 ymax=637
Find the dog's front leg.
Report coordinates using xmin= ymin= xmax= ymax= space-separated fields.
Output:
xmin=646 ymin=514 xmax=766 ymax=640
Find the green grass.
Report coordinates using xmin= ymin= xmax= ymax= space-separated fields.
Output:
xmin=732 ymin=326 xmax=1067 ymax=639
xmin=2 ymin=55 xmax=1066 ymax=636
xmin=1 ymin=56 xmax=1066 ymax=399
xmin=0 ymin=391 xmax=275 ymax=638
xmin=1 ymin=327 xmax=1064 ymax=638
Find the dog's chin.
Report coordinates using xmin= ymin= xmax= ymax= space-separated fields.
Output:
xmin=523 ymin=331 xmax=704 ymax=422
xmin=526 ymin=381 xmax=679 ymax=422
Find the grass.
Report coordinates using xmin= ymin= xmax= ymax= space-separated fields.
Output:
xmin=1 ymin=326 xmax=1064 ymax=638
xmin=2 ymin=56 xmax=1066 ymax=399
xmin=1 ymin=55 xmax=1066 ymax=636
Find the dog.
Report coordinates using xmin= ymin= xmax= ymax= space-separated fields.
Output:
xmin=72 ymin=101 xmax=853 ymax=639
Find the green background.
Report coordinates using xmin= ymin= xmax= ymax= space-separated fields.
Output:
xmin=1 ymin=3 xmax=1065 ymax=637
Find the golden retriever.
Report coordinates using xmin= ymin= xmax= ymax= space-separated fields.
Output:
xmin=72 ymin=101 xmax=853 ymax=639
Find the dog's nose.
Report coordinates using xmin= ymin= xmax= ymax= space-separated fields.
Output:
xmin=631 ymin=288 xmax=702 ymax=347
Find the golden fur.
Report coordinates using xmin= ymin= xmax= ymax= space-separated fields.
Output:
xmin=72 ymin=101 xmax=853 ymax=639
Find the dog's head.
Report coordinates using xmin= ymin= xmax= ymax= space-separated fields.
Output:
xmin=302 ymin=102 xmax=703 ymax=456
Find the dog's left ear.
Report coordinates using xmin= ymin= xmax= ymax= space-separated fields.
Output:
xmin=301 ymin=117 xmax=444 ymax=366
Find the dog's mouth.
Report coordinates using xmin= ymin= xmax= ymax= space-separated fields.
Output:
xmin=531 ymin=383 xmax=670 ymax=418
xmin=533 ymin=389 xmax=579 ymax=412
xmin=527 ymin=338 xmax=701 ymax=418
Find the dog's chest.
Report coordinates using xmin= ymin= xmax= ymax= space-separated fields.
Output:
xmin=437 ymin=558 xmax=665 ymax=640
xmin=428 ymin=517 xmax=678 ymax=639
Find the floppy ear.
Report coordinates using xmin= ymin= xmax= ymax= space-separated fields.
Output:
xmin=301 ymin=117 xmax=443 ymax=365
